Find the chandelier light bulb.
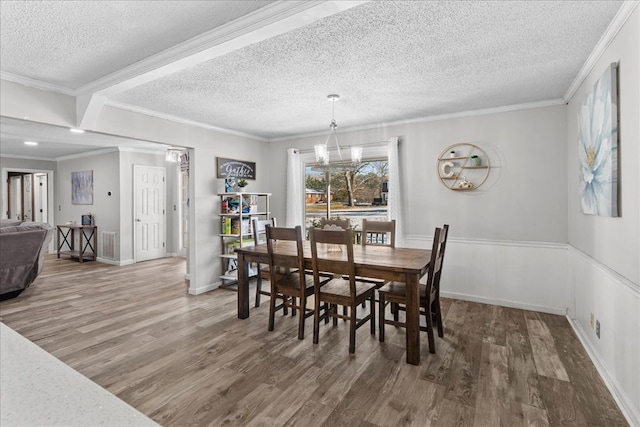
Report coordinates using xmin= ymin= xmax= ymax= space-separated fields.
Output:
xmin=351 ymin=146 xmax=362 ymax=164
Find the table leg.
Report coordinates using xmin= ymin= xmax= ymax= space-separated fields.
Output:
xmin=78 ymin=228 xmax=84 ymax=263
xmin=237 ymin=253 xmax=250 ymax=319
xmin=405 ymin=273 xmax=420 ymax=365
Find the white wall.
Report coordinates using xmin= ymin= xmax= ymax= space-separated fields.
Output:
xmin=566 ymin=6 xmax=640 ymax=424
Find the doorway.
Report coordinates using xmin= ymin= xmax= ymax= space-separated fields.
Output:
xmin=3 ymin=168 xmax=53 ymax=225
xmin=133 ymin=165 xmax=166 ymax=262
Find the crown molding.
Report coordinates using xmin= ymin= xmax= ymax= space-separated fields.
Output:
xmin=55 ymin=147 xmax=119 ymax=161
xmin=0 ymin=71 xmax=76 ymax=96
xmin=104 ymin=100 xmax=268 ymax=142
xmin=563 ymin=0 xmax=639 ymax=102
xmin=118 ymin=146 xmax=166 ymax=155
xmin=270 ymin=99 xmax=566 ymax=143
xmin=0 ymin=153 xmax=59 ymax=162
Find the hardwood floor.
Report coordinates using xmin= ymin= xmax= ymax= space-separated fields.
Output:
xmin=0 ymin=255 xmax=627 ymax=426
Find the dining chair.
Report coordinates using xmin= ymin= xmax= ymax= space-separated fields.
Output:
xmin=318 ymin=218 xmax=353 ymax=316
xmin=309 ymin=227 xmax=377 ymax=354
xmin=358 ymin=219 xmax=396 ymax=287
xmin=251 ymin=217 xmax=277 ymax=308
xmin=362 ymin=219 xmax=396 ymax=247
xmin=430 ymin=224 xmax=449 ymax=335
xmin=377 ymin=226 xmax=447 ymax=354
xmin=266 ymin=225 xmax=316 ymax=339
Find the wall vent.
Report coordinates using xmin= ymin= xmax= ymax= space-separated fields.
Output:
xmin=101 ymin=231 xmax=117 ymax=260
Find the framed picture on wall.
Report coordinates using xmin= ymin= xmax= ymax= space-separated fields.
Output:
xmin=71 ymin=170 xmax=93 ymax=205
xmin=578 ymin=62 xmax=619 ymax=217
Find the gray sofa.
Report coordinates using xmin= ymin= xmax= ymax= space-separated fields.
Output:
xmin=0 ymin=219 xmax=54 ymax=300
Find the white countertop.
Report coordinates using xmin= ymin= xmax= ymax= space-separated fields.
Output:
xmin=0 ymin=323 xmax=158 ymax=427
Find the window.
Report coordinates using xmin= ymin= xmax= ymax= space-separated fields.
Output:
xmin=304 ymin=159 xmax=389 ymax=233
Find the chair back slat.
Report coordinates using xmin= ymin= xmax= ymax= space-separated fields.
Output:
xmin=422 ymin=227 xmax=442 ymax=299
xmin=362 ymin=219 xmax=396 ymax=247
xmin=431 ymin=224 xmax=449 ymax=296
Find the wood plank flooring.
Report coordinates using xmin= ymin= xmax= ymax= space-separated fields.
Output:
xmin=0 ymin=255 xmax=628 ymax=426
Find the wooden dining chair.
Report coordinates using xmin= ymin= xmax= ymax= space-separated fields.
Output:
xmin=430 ymin=224 xmax=449 ymax=333
xmin=266 ymin=225 xmax=316 ymax=339
xmin=362 ymin=219 xmax=396 ymax=247
xmin=251 ymin=217 xmax=276 ymax=307
xmin=377 ymin=226 xmax=446 ymax=354
xmin=309 ymin=227 xmax=377 ymax=354
xmin=358 ymin=219 xmax=396 ymax=288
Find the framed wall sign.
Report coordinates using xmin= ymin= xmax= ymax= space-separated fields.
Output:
xmin=216 ymin=157 xmax=256 ymax=179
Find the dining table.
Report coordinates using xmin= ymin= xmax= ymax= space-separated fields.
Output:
xmin=234 ymin=241 xmax=431 ymax=365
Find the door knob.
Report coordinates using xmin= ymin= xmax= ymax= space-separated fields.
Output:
xmin=136 ymin=218 xmax=141 ymax=222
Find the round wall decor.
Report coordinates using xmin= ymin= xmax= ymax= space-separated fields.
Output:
xmin=436 ymin=143 xmax=490 ymax=191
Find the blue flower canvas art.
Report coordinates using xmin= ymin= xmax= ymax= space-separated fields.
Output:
xmin=578 ymin=63 xmax=619 ymax=217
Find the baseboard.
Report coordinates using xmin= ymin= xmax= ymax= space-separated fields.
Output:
xmin=440 ymin=291 xmax=567 ymax=316
xmin=188 ymin=281 xmax=221 ymax=295
xmin=566 ymin=313 xmax=639 ymax=426
xmin=96 ymin=257 xmax=134 ymax=266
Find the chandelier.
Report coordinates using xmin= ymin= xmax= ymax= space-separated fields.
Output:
xmin=314 ymin=94 xmax=362 ymax=167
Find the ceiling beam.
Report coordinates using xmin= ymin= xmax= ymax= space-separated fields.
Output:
xmin=74 ymin=1 xmax=368 ymax=129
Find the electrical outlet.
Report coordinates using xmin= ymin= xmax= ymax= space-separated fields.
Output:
xmin=596 ymin=320 xmax=600 ymax=338
xmin=590 ymin=313 xmax=595 ymax=329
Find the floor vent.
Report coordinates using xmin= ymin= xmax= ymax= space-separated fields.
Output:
xmin=101 ymin=231 xmax=116 ymax=260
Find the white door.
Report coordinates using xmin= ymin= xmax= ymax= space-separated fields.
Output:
xmin=134 ymin=165 xmax=166 ymax=262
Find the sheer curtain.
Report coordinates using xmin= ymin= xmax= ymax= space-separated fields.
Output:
xmin=387 ymin=137 xmax=404 ymax=246
xmin=285 ymin=148 xmax=304 ymax=227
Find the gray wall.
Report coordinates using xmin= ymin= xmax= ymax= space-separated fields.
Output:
xmin=567 ymin=10 xmax=639 ymax=285
xmin=56 ymin=150 xmax=120 ymax=258
xmin=565 ymin=6 xmax=639 ymax=421
xmin=268 ymin=104 xmax=568 ymax=244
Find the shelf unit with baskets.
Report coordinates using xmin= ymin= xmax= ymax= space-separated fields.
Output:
xmin=218 ymin=192 xmax=271 ymax=286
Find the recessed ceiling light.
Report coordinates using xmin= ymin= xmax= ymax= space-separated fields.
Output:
xmin=24 ymin=141 xmax=38 ymax=146
xmin=70 ymin=128 xmax=85 ymax=134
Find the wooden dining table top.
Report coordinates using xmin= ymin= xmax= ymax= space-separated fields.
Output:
xmin=235 ymin=241 xmax=431 ymax=278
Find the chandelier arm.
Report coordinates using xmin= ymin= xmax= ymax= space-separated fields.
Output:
xmin=333 ymin=132 xmax=343 ymax=161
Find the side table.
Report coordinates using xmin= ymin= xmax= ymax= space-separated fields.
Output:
xmin=57 ymin=225 xmax=98 ymax=262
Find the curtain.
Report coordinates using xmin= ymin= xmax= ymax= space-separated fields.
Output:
xmin=286 ymin=148 xmax=304 ymax=227
xmin=387 ymin=137 xmax=404 ymax=246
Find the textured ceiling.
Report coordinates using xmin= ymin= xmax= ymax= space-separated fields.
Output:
xmin=111 ymin=1 xmax=624 ymax=139
xmin=0 ymin=1 xmax=274 ymax=88
xmin=0 ymin=0 xmax=629 ymax=159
